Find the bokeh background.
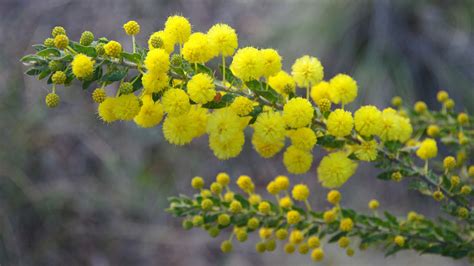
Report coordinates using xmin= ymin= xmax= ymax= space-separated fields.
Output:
xmin=1 ymin=0 xmax=473 ymax=265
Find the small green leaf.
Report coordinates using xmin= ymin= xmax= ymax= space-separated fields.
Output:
xmin=246 ymin=80 xmax=281 ymax=104
xmin=317 ymin=135 xmax=345 ymax=149
xmin=101 ymin=69 xmax=128 ymax=83
xmin=36 ymin=48 xmax=61 ymax=57
xmin=202 ymin=93 xmax=235 ymax=109
xmin=121 ymin=52 xmax=142 ymax=64
xmin=69 ymin=41 xmax=97 ymax=57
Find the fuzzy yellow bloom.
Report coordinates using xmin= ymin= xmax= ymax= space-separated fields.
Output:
xmin=207 ymin=23 xmax=238 ymax=56
xmin=279 ymin=196 xmax=293 ymax=208
xmin=436 ymin=90 xmax=449 ymax=103
xmin=416 ymin=138 xmax=438 ymax=160
xmin=134 ymin=95 xmax=164 ymax=128
xmin=71 ymin=54 xmax=94 ymax=79
xmin=54 ymin=34 xmax=68 ymax=49
xmin=427 ymin=124 xmax=440 ymax=137
xmin=97 ymin=97 xmax=118 ymax=123
xmin=394 ymin=235 xmax=405 ymax=247
xmin=161 ymin=88 xmax=190 ymax=116
xmin=274 ymin=175 xmax=290 ymax=190
xmin=289 ymin=230 xmax=304 ymax=244
xmin=162 ymin=111 xmax=200 ymax=145
xmin=230 ymin=96 xmax=256 ymax=116
xmin=236 ymin=175 xmax=254 ymax=193
xmin=164 ymin=15 xmax=191 ymax=44
xmin=329 ymin=74 xmax=358 ymax=105
xmin=191 ymin=176 xmax=204 ymax=189
xmin=291 ymin=55 xmax=324 ymax=87
xmin=216 ymin=172 xmax=230 ymax=186
xmin=354 ymin=105 xmax=382 ymax=136
xmin=323 ymin=209 xmax=337 ymax=223
xmin=230 ymin=47 xmax=263 ymax=81
xmin=187 ymin=106 xmax=208 ymax=138
xmin=123 ymin=20 xmax=140 ymax=35
xmin=142 ymin=72 xmax=169 ymax=94
xmin=318 ymin=151 xmax=358 ymax=188
xmin=148 ymin=30 xmax=175 ymax=53
xmin=292 ymin=184 xmax=310 ymax=201
xmin=248 ymin=194 xmax=262 ymax=205
xmin=229 ymin=200 xmax=242 ymax=213
xmin=182 ymin=32 xmax=217 ymax=63
xmin=338 ymin=236 xmax=350 ymax=248
xmin=104 ymin=40 xmax=122 ymax=58
xmin=207 ymin=108 xmax=248 ymax=141
xmin=259 ymin=227 xmax=273 ymax=239
xmin=112 ymin=94 xmax=140 ymax=120
xmin=253 ymin=111 xmax=286 ymax=143
xmin=252 ymin=134 xmax=285 ymax=158
xmin=353 ymin=139 xmax=379 ymax=161
xmin=310 ymin=81 xmax=331 ymax=104
xmin=308 ymin=236 xmax=320 ymax=248
xmin=327 ymin=190 xmax=341 ymax=205
xmin=378 ymin=108 xmax=412 ymax=142
xmin=258 ymin=201 xmax=271 ymax=214
xmin=414 ymin=101 xmax=427 ymax=113
xmin=187 ymin=73 xmax=216 ymax=104
xmin=260 ymin=48 xmax=282 ymax=78
xmin=283 ymin=145 xmax=313 ymax=174
xmin=327 ymin=109 xmax=354 ymax=137
xmin=287 ymin=127 xmax=317 ymax=151
xmin=443 ymin=156 xmax=456 ymax=170
xmin=266 ymin=181 xmax=280 ymax=195
xmin=209 ymin=130 xmax=245 ymax=160
xmin=283 ymin=97 xmax=314 ymax=128
xmin=311 ymin=248 xmax=324 ymax=262
xmin=457 ymin=112 xmax=469 ymax=125
xmin=340 ymin=218 xmax=354 ymax=232
xmin=268 ymin=71 xmax=296 ymax=96
xmin=369 ymin=199 xmax=380 ymax=209
xmin=144 ymin=48 xmax=170 ymax=74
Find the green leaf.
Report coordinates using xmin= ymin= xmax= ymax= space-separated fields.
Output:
xmin=245 ymin=80 xmax=281 ymax=104
xmin=131 ymin=74 xmax=143 ymax=92
xmin=194 ymin=64 xmax=214 ymax=77
xmin=377 ymin=171 xmax=393 ymax=181
xmin=101 ymin=69 xmax=128 ymax=83
xmin=317 ymin=135 xmax=345 ymax=149
xmin=219 ymin=65 xmax=242 ymax=87
xmin=38 ymin=69 xmax=51 ymax=80
xmin=201 ymin=93 xmax=235 ymax=109
xmin=69 ymin=41 xmax=97 ymax=57
xmin=121 ymin=52 xmax=142 ymax=64
xmin=20 ymin=54 xmax=46 ymax=64
xmin=32 ymin=44 xmax=47 ymax=51
xmin=233 ymin=194 xmax=250 ymax=209
xmin=328 ymin=231 xmax=347 ymax=243
xmin=25 ymin=66 xmax=45 ymax=76
xmin=384 ymin=211 xmax=398 ymax=226
xmin=36 ymin=48 xmax=61 ymax=57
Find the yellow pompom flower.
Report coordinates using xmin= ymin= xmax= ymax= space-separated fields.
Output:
xmin=216 ymin=172 xmax=230 ymax=186
xmin=340 ymin=218 xmax=354 ymax=232
xmin=354 ymin=105 xmax=383 ymax=137
xmin=292 ymin=184 xmax=310 ymax=201
xmin=414 ymin=101 xmax=427 ymax=113
xmin=144 ymin=48 xmax=170 ymax=74
xmin=162 ymin=112 xmax=199 ymax=145
xmin=260 ymin=48 xmax=282 ymax=78
xmin=426 ymin=124 xmax=440 ymax=137
xmin=187 ymin=73 xmax=216 ymax=104
xmin=311 ymin=248 xmax=324 ymax=262
xmin=162 ymin=88 xmax=191 ymax=116
xmin=353 ymin=140 xmax=378 ymax=161
xmin=289 ymin=230 xmax=304 ymax=244
xmin=394 ymin=235 xmax=405 ymax=247
xmin=248 ymin=194 xmax=262 ymax=205
xmin=274 ymin=175 xmax=290 ymax=190
xmin=148 ymin=30 xmax=175 ymax=53
xmin=457 ymin=112 xmax=469 ymax=125
xmin=443 ymin=156 xmax=456 ymax=170
xmin=327 ymin=109 xmax=354 ymax=137
xmin=252 ymin=134 xmax=285 ymax=158
xmin=112 ymin=94 xmax=140 ymax=120
xmin=291 ymin=55 xmax=324 ymax=87
xmin=133 ymin=95 xmax=164 ymax=128
xmin=378 ymin=108 xmax=412 ymax=142
xmin=329 ymin=74 xmax=358 ymax=105
xmin=323 ymin=209 xmax=337 ymax=223
xmin=258 ymin=201 xmax=271 ymax=214
xmin=308 ymin=236 xmax=320 ymax=248
xmin=97 ymin=97 xmax=118 ymax=123
xmin=310 ymin=81 xmax=331 ymax=104
xmin=368 ymin=199 xmax=380 ymax=210
xmin=416 ymin=138 xmax=438 ymax=160
xmin=317 ymin=151 xmax=358 ymax=188
xmin=207 ymin=23 xmax=238 ymax=57
xmin=54 ymin=34 xmax=69 ymax=49
xmin=279 ymin=196 xmax=293 ymax=208
xmin=164 ymin=15 xmax=192 ymax=44
xmin=229 ymin=47 xmax=264 ymax=81
xmin=266 ymin=181 xmax=280 ymax=195
xmin=268 ymin=71 xmax=296 ymax=96
xmin=230 ymin=96 xmax=256 ymax=116
xmin=142 ymin=72 xmax=169 ymax=94
xmin=287 ymin=127 xmax=317 ymax=151
xmin=209 ymin=129 xmax=245 ymax=160
xmin=283 ymin=97 xmax=314 ymax=128
xmin=71 ymin=54 xmax=94 ymax=79
xmin=237 ymin=175 xmax=254 ymax=193
xmin=327 ymin=190 xmax=341 ymax=205
xmin=207 ymin=108 xmax=249 ymax=141
xmin=182 ymin=32 xmax=217 ymax=64
xmin=104 ymin=40 xmax=122 ymax=58
xmin=251 ymin=112 xmax=285 ymax=157
xmin=436 ymin=90 xmax=449 ymax=103
xmin=287 ymin=210 xmax=301 ymax=225
xmin=338 ymin=237 xmax=350 ymax=248
xmin=123 ymin=20 xmax=140 ymax=35
xmin=191 ymin=176 xmax=204 ymax=189
xmin=283 ymin=146 xmax=313 ymax=174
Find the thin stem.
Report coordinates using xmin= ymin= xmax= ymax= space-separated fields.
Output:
xmin=132 ymin=36 xmax=136 ymax=53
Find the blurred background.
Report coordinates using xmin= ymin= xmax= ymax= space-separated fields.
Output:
xmin=1 ymin=0 xmax=473 ymax=265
